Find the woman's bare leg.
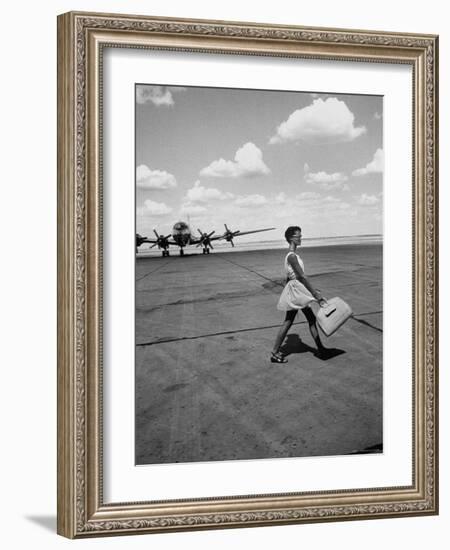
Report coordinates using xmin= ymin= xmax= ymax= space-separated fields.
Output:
xmin=301 ymin=306 xmax=325 ymax=351
xmin=272 ymin=310 xmax=297 ymax=354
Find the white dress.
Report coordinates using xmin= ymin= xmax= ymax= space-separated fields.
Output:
xmin=277 ymin=251 xmax=316 ymax=311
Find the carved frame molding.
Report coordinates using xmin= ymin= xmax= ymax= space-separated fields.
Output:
xmin=57 ymin=12 xmax=438 ymax=538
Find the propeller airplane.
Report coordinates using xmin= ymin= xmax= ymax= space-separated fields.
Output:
xmin=136 ymin=222 xmax=275 ymax=256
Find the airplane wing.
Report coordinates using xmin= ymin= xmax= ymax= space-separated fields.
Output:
xmin=188 ymin=234 xmax=228 ymax=245
xmin=198 ymin=228 xmax=276 ymax=242
xmin=188 ymin=236 xmax=221 ymax=246
xmin=186 ymin=227 xmax=276 ymax=247
xmin=218 ymin=227 xmax=276 ymax=239
xmin=188 ymin=237 xmax=202 ymax=245
xmin=138 ymin=238 xmax=177 ymax=246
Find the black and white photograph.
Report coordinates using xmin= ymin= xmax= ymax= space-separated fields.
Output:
xmin=135 ymin=84 xmax=383 ymax=466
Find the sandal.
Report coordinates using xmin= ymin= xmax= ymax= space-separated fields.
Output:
xmin=270 ymin=351 xmax=288 ymax=363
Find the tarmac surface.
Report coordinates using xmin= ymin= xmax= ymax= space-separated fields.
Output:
xmin=135 ymin=244 xmax=383 ymax=465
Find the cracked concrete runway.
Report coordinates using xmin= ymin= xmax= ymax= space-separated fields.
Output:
xmin=135 ymin=244 xmax=383 ymax=465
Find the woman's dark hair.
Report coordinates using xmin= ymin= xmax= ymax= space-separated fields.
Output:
xmin=284 ymin=226 xmax=302 ymax=243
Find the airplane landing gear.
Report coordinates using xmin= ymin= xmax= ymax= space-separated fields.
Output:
xmin=202 ymin=247 xmax=211 ymax=254
xmin=179 ymin=248 xmax=184 ymax=256
xmin=162 ymin=250 xmax=170 ymax=257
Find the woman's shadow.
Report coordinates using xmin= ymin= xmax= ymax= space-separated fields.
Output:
xmin=280 ymin=334 xmax=345 ymax=361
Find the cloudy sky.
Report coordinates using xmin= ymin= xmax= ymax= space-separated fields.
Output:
xmin=136 ymin=84 xmax=383 ymax=242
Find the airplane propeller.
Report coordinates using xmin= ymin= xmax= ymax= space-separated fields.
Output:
xmin=222 ymin=223 xmax=241 ymax=247
xmin=150 ymin=229 xmax=171 ymax=250
xmin=196 ymin=228 xmax=215 ymax=249
xmin=136 ymin=233 xmax=147 ymax=248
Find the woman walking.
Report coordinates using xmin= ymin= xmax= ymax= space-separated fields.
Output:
xmin=271 ymin=226 xmax=327 ymax=363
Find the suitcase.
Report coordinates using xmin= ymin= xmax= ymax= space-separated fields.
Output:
xmin=316 ymin=297 xmax=353 ymax=336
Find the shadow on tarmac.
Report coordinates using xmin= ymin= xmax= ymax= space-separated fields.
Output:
xmin=314 ymin=348 xmax=346 ymax=361
xmin=281 ymin=334 xmax=346 ymax=361
xmin=280 ymin=334 xmax=316 ymax=357
xmin=347 ymin=442 xmax=383 ymax=455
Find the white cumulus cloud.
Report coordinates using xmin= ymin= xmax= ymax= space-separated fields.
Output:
xmin=136 ymin=165 xmax=177 ymax=189
xmin=235 ymin=194 xmax=268 ymax=207
xmin=179 ymin=203 xmax=207 ymax=216
xmin=138 ymin=200 xmax=173 ymax=216
xmin=274 ymin=192 xmax=287 ymax=204
xmin=352 ymin=149 xmax=384 ymax=176
xmin=136 ymin=85 xmax=185 ymax=107
xmin=186 ymin=181 xmax=234 ymax=203
xmin=297 ymin=191 xmax=321 ymax=201
xmin=269 ymin=98 xmax=366 ymax=144
xmin=200 ymin=142 xmax=270 ymax=178
xmin=304 ymin=163 xmax=349 ymax=191
xmin=358 ymin=194 xmax=380 ymax=206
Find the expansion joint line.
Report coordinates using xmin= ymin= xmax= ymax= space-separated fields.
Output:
xmin=137 ymin=310 xmax=382 ymax=347
xmin=351 ymin=315 xmax=383 ymax=333
xmin=136 ymin=260 xmax=172 ymax=282
xmin=217 ymin=255 xmax=284 ymax=288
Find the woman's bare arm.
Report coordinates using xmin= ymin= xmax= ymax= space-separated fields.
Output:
xmin=287 ymin=254 xmax=323 ymax=300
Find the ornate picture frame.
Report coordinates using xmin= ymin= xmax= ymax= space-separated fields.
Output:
xmin=57 ymin=11 xmax=438 ymax=538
